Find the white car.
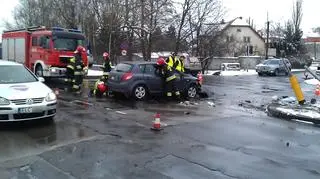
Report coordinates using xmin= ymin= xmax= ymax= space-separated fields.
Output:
xmin=0 ymin=60 xmax=57 ymax=122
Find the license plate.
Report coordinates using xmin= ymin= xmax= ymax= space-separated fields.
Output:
xmin=18 ymin=107 xmax=33 ymax=113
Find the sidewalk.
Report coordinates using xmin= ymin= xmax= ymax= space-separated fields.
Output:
xmin=267 ymin=97 xmax=320 ymax=125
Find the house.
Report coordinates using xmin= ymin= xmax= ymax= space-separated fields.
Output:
xmin=303 ymin=32 xmax=320 ymax=60
xmin=198 ymin=18 xmax=266 ymax=57
xmin=222 ymin=19 xmax=266 ymax=57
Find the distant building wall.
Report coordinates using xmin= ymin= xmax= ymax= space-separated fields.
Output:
xmin=208 ymin=56 xmax=264 ymax=70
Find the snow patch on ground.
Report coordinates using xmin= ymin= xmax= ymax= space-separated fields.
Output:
xmin=276 ymin=107 xmax=320 ymax=119
xmin=291 ymin=69 xmax=306 ymax=72
xmin=305 ymin=79 xmax=319 ymax=85
xmin=220 ymin=70 xmax=257 ymax=76
xmin=87 ymin=69 xmax=103 ymax=76
xmin=204 ymin=70 xmax=257 ymax=76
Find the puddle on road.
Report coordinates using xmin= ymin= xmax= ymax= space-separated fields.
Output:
xmin=0 ymin=120 xmax=98 ymax=162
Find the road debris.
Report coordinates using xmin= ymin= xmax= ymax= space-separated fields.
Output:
xmin=115 ymin=111 xmax=127 ymax=115
xmin=207 ymin=101 xmax=215 ymax=107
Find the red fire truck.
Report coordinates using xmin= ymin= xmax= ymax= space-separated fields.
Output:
xmin=1 ymin=26 xmax=88 ymax=78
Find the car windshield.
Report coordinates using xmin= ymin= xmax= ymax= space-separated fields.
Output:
xmin=0 ymin=65 xmax=38 ymax=84
xmin=53 ymin=38 xmax=85 ymax=51
xmin=115 ymin=64 xmax=133 ymax=72
xmin=266 ymin=60 xmax=279 ymax=65
xmin=227 ymin=64 xmax=240 ymax=68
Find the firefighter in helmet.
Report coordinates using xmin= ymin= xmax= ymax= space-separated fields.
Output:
xmin=72 ymin=45 xmax=86 ymax=95
xmin=156 ymin=57 xmax=180 ymax=99
xmin=65 ymin=54 xmax=76 ymax=92
xmin=92 ymin=52 xmax=112 ymax=96
xmin=101 ymin=52 xmax=112 ymax=82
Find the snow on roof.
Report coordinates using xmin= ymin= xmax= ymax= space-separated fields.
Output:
xmin=230 ymin=18 xmax=250 ymax=26
xmin=303 ymin=31 xmax=320 ymax=38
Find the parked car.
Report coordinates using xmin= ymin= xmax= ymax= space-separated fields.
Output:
xmin=255 ymin=58 xmax=291 ymax=76
xmin=0 ymin=60 xmax=57 ymax=122
xmin=221 ymin=63 xmax=241 ymax=71
xmin=107 ymin=61 xmax=202 ymax=100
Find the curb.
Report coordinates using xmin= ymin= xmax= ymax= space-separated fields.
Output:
xmin=266 ymin=103 xmax=320 ymax=124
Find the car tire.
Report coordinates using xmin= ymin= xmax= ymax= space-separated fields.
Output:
xmin=258 ymin=72 xmax=263 ymax=76
xmin=132 ymin=85 xmax=148 ymax=100
xmin=186 ymin=84 xmax=198 ymax=99
xmin=35 ymin=65 xmax=44 ymax=77
xmin=274 ymin=69 xmax=279 ymax=76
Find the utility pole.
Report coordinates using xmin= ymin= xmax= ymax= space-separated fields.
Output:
xmin=314 ymin=42 xmax=317 ymax=60
xmin=265 ymin=13 xmax=270 ymax=59
xmin=109 ymin=32 xmax=112 ymax=56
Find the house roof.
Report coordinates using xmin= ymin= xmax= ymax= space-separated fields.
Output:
xmin=208 ymin=18 xmax=265 ymax=43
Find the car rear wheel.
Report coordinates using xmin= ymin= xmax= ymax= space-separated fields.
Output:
xmin=186 ymin=84 xmax=197 ymax=98
xmin=132 ymin=85 xmax=147 ymax=100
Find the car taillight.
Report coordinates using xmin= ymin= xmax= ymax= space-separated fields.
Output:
xmin=197 ymin=72 xmax=203 ymax=85
xmin=121 ymin=72 xmax=133 ymax=81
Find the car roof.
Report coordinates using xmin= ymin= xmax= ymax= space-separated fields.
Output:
xmin=0 ymin=60 xmax=23 ymax=66
xmin=120 ymin=61 xmax=156 ymax=65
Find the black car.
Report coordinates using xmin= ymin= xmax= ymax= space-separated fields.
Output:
xmin=107 ymin=61 xmax=201 ymax=100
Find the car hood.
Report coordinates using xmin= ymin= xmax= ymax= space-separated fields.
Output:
xmin=0 ymin=82 xmax=52 ymax=100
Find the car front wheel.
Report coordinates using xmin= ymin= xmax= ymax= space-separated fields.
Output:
xmin=132 ymin=85 xmax=147 ymax=100
xmin=186 ymin=85 xmax=197 ymax=98
xmin=274 ymin=69 xmax=279 ymax=76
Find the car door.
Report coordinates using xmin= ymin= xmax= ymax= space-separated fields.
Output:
xmin=143 ymin=64 xmax=164 ymax=93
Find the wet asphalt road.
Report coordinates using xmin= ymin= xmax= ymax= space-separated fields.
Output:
xmin=0 ymin=71 xmax=320 ymax=179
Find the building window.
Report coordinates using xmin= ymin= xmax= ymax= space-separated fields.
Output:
xmin=237 ymin=28 xmax=241 ymax=32
xmin=243 ymin=36 xmax=251 ymax=43
xmin=32 ymin=37 xmax=38 ymax=46
xmin=226 ymin=35 xmax=234 ymax=42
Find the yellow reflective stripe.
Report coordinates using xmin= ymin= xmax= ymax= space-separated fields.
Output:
xmin=72 ymin=85 xmax=80 ymax=89
xmin=74 ymin=71 xmax=83 ymax=75
xmin=166 ymin=75 xmax=176 ymax=82
xmin=175 ymin=91 xmax=180 ymax=95
xmin=76 ymin=65 xmax=82 ymax=69
xmin=67 ymin=65 xmax=74 ymax=69
xmin=167 ymin=56 xmax=174 ymax=67
xmin=70 ymin=57 xmax=75 ymax=63
xmin=103 ymin=72 xmax=109 ymax=75
xmin=167 ymin=92 xmax=172 ymax=97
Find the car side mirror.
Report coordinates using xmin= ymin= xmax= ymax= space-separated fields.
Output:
xmin=38 ymin=77 xmax=45 ymax=82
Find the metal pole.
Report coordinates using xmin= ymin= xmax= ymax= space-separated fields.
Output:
xmin=109 ymin=32 xmax=112 ymax=56
xmin=266 ymin=21 xmax=270 ymax=59
xmin=305 ymin=65 xmax=320 ymax=81
xmin=314 ymin=42 xmax=317 ymax=60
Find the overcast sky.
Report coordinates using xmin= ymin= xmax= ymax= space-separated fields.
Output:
xmin=0 ymin=0 xmax=319 ymax=39
xmin=223 ymin=0 xmax=320 ymax=35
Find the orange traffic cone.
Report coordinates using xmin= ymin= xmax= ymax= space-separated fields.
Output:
xmin=151 ymin=113 xmax=163 ymax=131
xmin=315 ymin=84 xmax=320 ymax=96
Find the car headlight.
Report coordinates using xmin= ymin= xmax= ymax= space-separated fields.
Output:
xmin=0 ymin=97 xmax=10 ymax=105
xmin=45 ymin=92 xmax=57 ymax=102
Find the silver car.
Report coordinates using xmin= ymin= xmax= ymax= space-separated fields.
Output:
xmin=0 ymin=60 xmax=57 ymax=122
xmin=256 ymin=58 xmax=291 ymax=76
